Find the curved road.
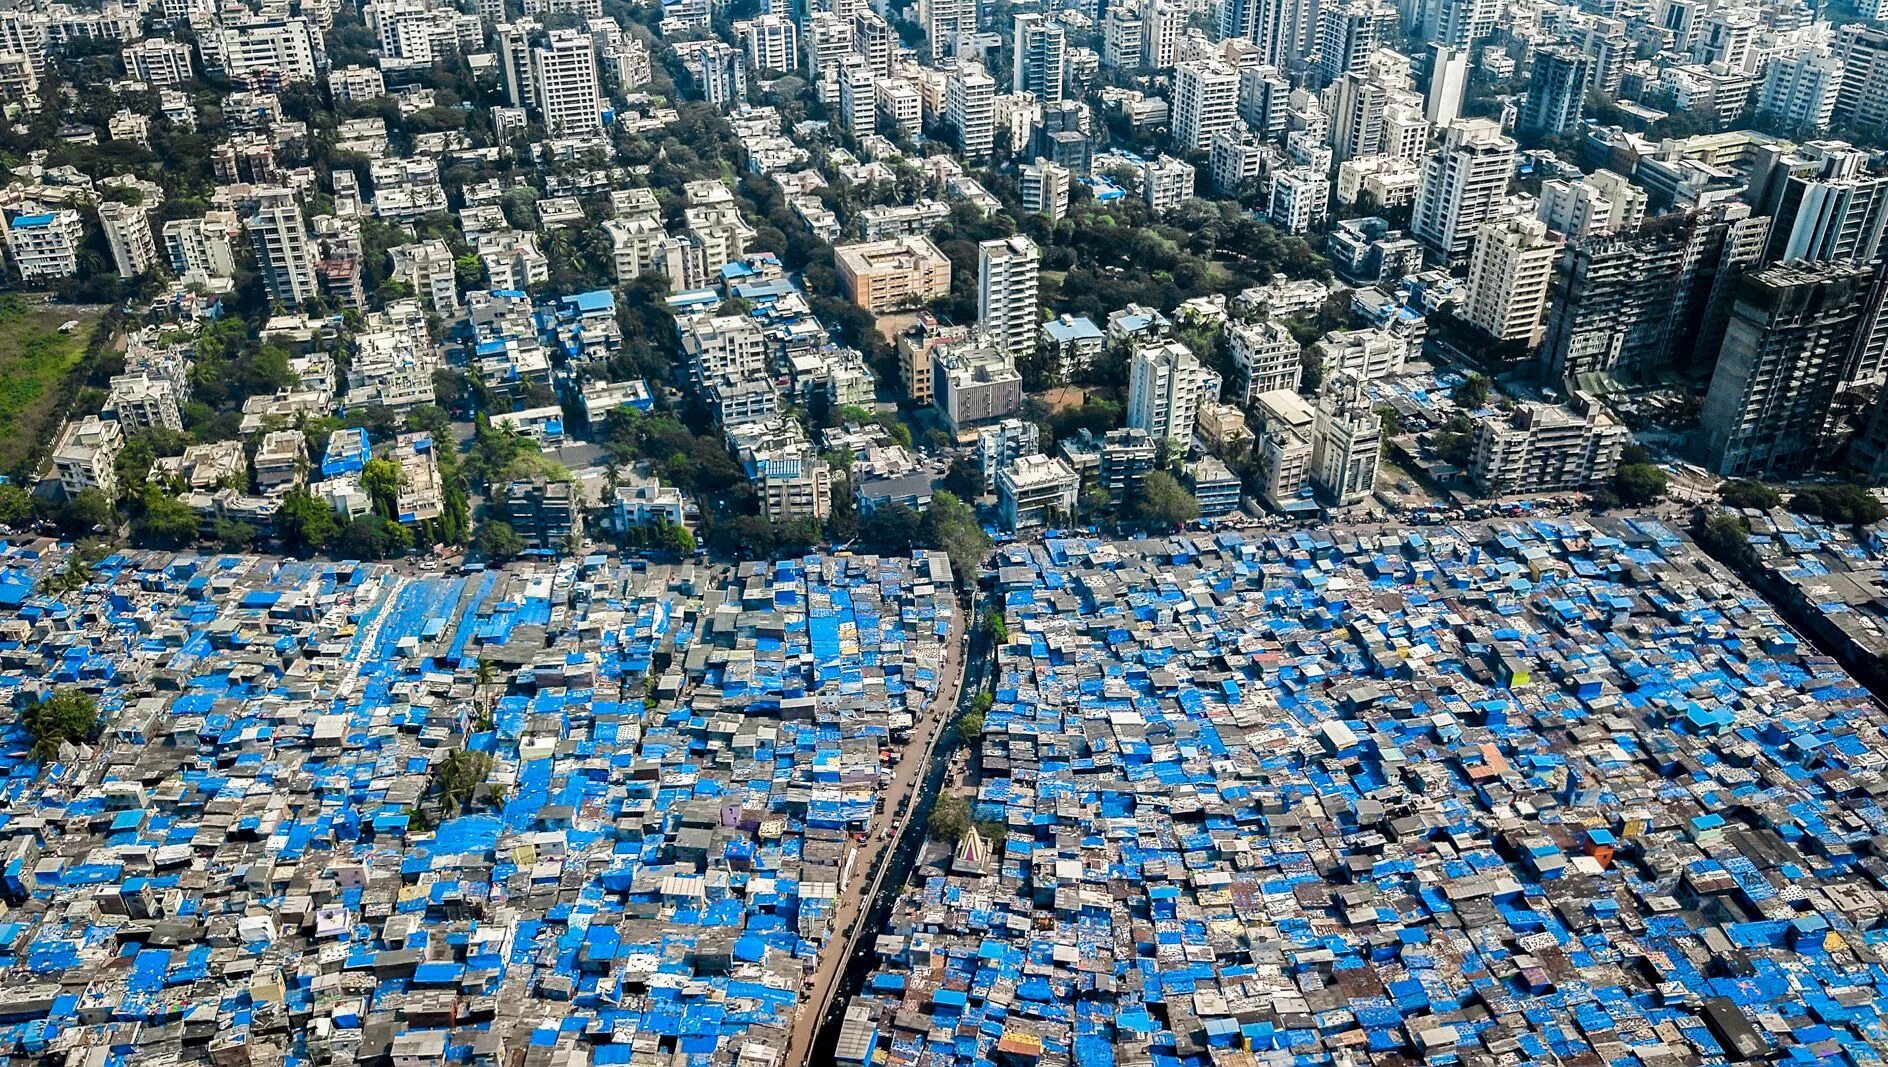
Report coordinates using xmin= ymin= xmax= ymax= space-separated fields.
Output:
xmin=783 ymin=597 xmax=970 ymax=1066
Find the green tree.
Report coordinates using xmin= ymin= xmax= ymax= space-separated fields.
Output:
xmin=1694 ymin=512 xmax=1752 ymax=564
xmin=984 ymin=611 xmax=1007 ymax=642
xmin=654 ymin=520 xmax=696 ymax=553
xmin=20 ymin=689 xmax=99 ymax=761
xmin=430 ymin=747 xmax=496 ymax=815
xmin=475 ymin=519 xmax=526 ymax=561
xmin=1134 ymin=471 xmax=1201 ymax=526
xmin=927 ymin=792 xmax=972 ymax=840
xmin=213 ymin=518 xmax=257 ymax=551
xmin=338 ymin=514 xmax=411 ymax=559
xmin=940 ymin=455 xmax=984 ymax=500
xmin=1611 ymin=462 xmax=1669 ymax=507
xmin=279 ymin=490 xmax=341 ymax=553
xmin=360 ymin=458 xmax=404 ymax=520
xmin=861 ymin=502 xmax=922 ymax=549
xmin=0 ymin=483 xmax=34 ymax=527
xmin=1791 ymin=483 xmax=1886 ymax=525
xmin=919 ymin=491 xmax=992 ymax=581
xmin=1455 ymin=374 xmax=1492 ymax=409
xmin=1719 ymin=479 xmax=1782 ymax=511
xmin=132 ymin=485 xmax=201 ymax=548
xmin=53 ymin=488 xmax=114 ymax=537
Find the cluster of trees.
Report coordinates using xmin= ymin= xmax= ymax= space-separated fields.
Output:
xmin=19 ymin=689 xmax=99 ymax=762
xmin=852 ymin=492 xmax=991 ymax=575
xmin=1134 ymin=471 xmax=1200 ymax=527
xmin=1693 ymin=511 xmax=1754 ymax=565
xmin=927 ymin=792 xmax=973 ymax=841
xmin=1719 ymin=480 xmax=1783 ymax=511
xmin=429 ymin=748 xmax=500 ymax=817
xmin=1791 ymin=483 xmax=1887 ymax=526
xmin=601 ymin=407 xmax=743 ymax=497
xmin=1604 ymin=449 xmax=1669 ymax=508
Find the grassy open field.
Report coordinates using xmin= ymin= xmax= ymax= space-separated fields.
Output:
xmin=0 ymin=298 xmax=98 ymax=475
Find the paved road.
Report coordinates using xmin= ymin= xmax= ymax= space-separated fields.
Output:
xmin=783 ymin=597 xmax=971 ymax=1066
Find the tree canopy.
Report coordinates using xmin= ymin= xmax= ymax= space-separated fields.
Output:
xmin=20 ymin=689 xmax=99 ymax=762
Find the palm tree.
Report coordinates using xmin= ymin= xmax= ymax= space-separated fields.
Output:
xmin=475 ymin=656 xmax=497 ymax=732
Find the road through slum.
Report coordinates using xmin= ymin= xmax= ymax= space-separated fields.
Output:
xmin=801 ymin=593 xmax=991 ymax=1066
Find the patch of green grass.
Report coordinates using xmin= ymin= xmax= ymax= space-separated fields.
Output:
xmin=0 ymin=298 xmax=95 ymax=473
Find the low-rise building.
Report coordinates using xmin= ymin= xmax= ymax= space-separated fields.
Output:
xmin=610 ymin=477 xmax=690 ymax=533
xmin=105 ymin=374 xmax=183 ymax=432
xmin=1186 ymin=456 xmax=1242 ymax=517
xmin=388 ymin=432 xmax=445 ymax=525
xmin=505 ymin=478 xmax=583 ymax=549
xmin=997 ymin=454 xmax=1079 ymax=530
xmin=1469 ymin=396 xmax=1628 ymax=496
xmin=933 ymin=339 xmax=1023 ymax=434
xmin=1041 ymin=315 xmax=1104 ymax=380
xmin=834 ymin=236 xmax=952 ymax=312
xmin=1251 ymin=389 xmax=1315 ymax=513
xmin=53 ymin=415 xmax=124 ymax=501
xmin=490 ymin=405 xmax=567 ymax=446
xmin=254 ymin=430 xmax=306 ymax=494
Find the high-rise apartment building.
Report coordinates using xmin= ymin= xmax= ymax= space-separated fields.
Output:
xmin=1537 ymin=170 xmax=1647 ymax=237
xmin=1104 ymin=5 xmax=1143 ymax=69
xmin=689 ymin=40 xmax=745 ymax=111
xmin=1314 ymin=2 xmax=1382 ymax=87
xmin=735 ymin=14 xmax=796 ymax=72
xmin=5 ymin=209 xmax=81 ymax=281
xmin=1173 ymin=58 xmax=1240 ymax=153
xmin=1427 ymin=0 xmax=1493 ymax=48
xmin=1425 ymin=44 xmax=1468 ymax=127
xmin=99 ymin=201 xmax=158 ymax=279
xmin=1228 ymin=319 xmax=1301 ymax=401
xmin=1021 ymin=159 xmax=1071 ymax=222
xmin=1241 ymin=65 xmax=1290 ymax=136
xmin=1144 ymin=154 xmax=1196 ymax=212
xmin=1702 ymin=262 xmax=1874 ymax=477
xmin=1759 ymin=49 xmax=1843 ymax=133
xmin=1012 ymin=13 xmax=1065 ymax=101
xmin=948 ymin=61 xmax=996 ymax=159
xmin=1519 ymin=46 xmax=1591 ymax=138
xmin=1141 ymin=0 xmax=1180 ymax=69
xmin=1329 ymin=70 xmax=1388 ymax=162
xmin=978 ymin=235 xmax=1041 ymax=365
xmin=1464 ymin=216 xmax=1558 ymax=347
xmin=1127 ymin=341 xmax=1204 ymax=446
xmin=852 ymin=9 xmax=893 ymax=76
xmin=838 ymin=58 xmax=876 ymax=133
xmin=1833 ymin=24 xmax=1888 ymax=131
xmin=123 ymin=37 xmax=193 ymax=86
xmin=1759 ymin=142 xmax=1888 ymax=266
xmin=1310 ymin=374 xmax=1381 ymax=507
xmin=803 ymin=13 xmax=851 ymax=79
xmin=532 ymin=29 xmax=602 ymax=134
xmin=247 ymin=190 xmax=318 ymax=308
xmin=1540 ymin=204 xmax=1767 ymax=385
xmin=1411 ymin=117 xmax=1516 ymax=265
xmin=918 ymin=0 xmax=972 ymax=59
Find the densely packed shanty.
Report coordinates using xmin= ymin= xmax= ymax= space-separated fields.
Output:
xmin=0 ymin=543 xmax=953 ymax=1067
xmin=841 ymin=519 xmax=1888 ymax=1067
